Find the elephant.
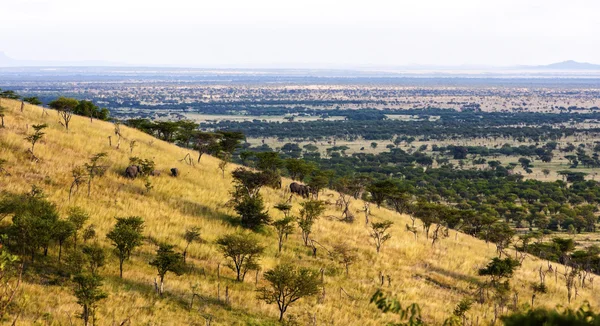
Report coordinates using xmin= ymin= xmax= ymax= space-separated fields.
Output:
xmin=171 ymin=168 xmax=179 ymax=177
xmin=125 ymin=165 xmax=140 ymax=179
xmin=290 ymin=182 xmax=310 ymax=198
xmin=150 ymin=170 xmax=161 ymax=176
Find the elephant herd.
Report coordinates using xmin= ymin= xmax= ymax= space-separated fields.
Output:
xmin=289 ymin=182 xmax=314 ymax=199
xmin=125 ymin=165 xmax=313 ymax=199
xmin=124 ymin=166 xmax=178 ymax=179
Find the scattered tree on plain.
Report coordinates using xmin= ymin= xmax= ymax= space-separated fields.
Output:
xmin=149 ymin=243 xmax=185 ymax=295
xmin=182 ymin=227 xmax=201 ymax=263
xmin=23 ymin=96 xmax=42 ymax=106
xmin=257 ymin=263 xmax=321 ymax=322
xmin=369 ymin=220 xmax=393 ymax=254
xmin=73 ymin=273 xmax=107 ymax=326
xmin=298 ymin=200 xmax=325 ymax=246
xmin=330 ymin=243 xmax=358 ymax=276
xmin=53 ymin=219 xmax=74 ymax=263
xmin=216 ymin=232 xmax=264 ymax=282
xmin=273 ymin=216 xmax=295 ymax=253
xmin=49 ymin=97 xmax=78 ymax=131
xmin=84 ymin=153 xmax=108 ymax=197
xmin=24 ymin=123 xmax=48 ymax=156
xmin=81 ymin=243 xmax=106 ymax=275
xmin=106 ymin=216 xmax=145 ymax=278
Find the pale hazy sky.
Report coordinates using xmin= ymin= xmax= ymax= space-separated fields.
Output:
xmin=1 ymin=0 xmax=599 ymax=67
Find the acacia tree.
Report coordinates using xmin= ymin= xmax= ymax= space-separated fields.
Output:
xmin=106 ymin=216 xmax=145 ymax=278
xmin=367 ymin=180 xmax=396 ymax=208
xmin=69 ymin=166 xmax=86 ymax=200
xmin=487 ymin=222 xmax=516 ymax=257
xmin=257 ymin=263 xmax=321 ymax=322
xmin=216 ymin=131 xmax=244 ymax=155
xmin=9 ymin=192 xmax=59 ymax=262
xmin=285 ymin=158 xmax=315 ymax=181
xmin=0 ymin=249 xmax=24 ymax=320
xmin=218 ymin=152 xmax=231 ymax=178
xmin=235 ymin=195 xmax=271 ymax=230
xmin=231 ymin=168 xmax=272 ymax=199
xmin=298 ymin=200 xmax=326 ymax=246
xmin=23 ymin=96 xmax=42 ymax=106
xmin=307 ymin=170 xmax=333 ymax=199
xmin=231 ymin=168 xmax=273 ymax=229
xmin=182 ymin=227 xmax=201 ymax=263
xmin=193 ymin=131 xmax=220 ymax=163
xmin=216 ymin=232 xmax=264 ymax=282
xmin=273 ymin=216 xmax=295 ymax=253
xmin=478 ymin=257 xmax=521 ymax=306
xmin=113 ymin=122 xmax=123 ymax=149
xmin=413 ymin=201 xmax=439 ymax=239
xmin=68 ymin=207 xmax=90 ymax=250
xmin=84 ymin=152 xmax=108 ymax=197
xmin=274 ymin=202 xmax=292 ymax=218
xmin=49 ymin=96 xmax=78 ymax=131
xmin=53 ymin=219 xmax=74 ymax=263
xmin=82 ymin=225 xmax=96 ymax=243
xmin=334 ymin=178 xmax=355 ymax=222
xmin=255 ymin=151 xmax=283 ymax=173
xmin=24 ymin=123 xmax=47 ymax=156
xmin=330 ymin=243 xmax=358 ymax=276
xmin=387 ymin=191 xmax=412 ymax=216
xmin=369 ymin=220 xmax=393 ymax=254
xmin=82 ymin=243 xmax=106 ymax=275
xmin=149 ymin=243 xmax=185 ymax=295
xmin=73 ymin=273 xmax=107 ymax=326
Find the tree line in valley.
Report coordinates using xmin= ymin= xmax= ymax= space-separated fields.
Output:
xmin=201 ymin=108 xmax=600 ymax=141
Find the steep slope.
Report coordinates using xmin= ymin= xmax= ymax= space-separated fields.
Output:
xmin=0 ymin=98 xmax=598 ymax=325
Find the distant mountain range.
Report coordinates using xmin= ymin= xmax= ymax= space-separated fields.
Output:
xmin=519 ymin=60 xmax=600 ymax=70
xmin=1 ymin=51 xmax=599 ymax=71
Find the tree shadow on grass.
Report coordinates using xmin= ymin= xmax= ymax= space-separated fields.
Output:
xmin=427 ymin=265 xmax=483 ymax=287
xmin=105 ymin=274 xmax=276 ymax=324
xmin=172 ymin=199 xmax=240 ymax=227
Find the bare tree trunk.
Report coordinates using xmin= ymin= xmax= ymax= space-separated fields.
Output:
xmin=119 ymin=258 xmax=124 ymax=278
xmin=58 ymin=241 xmax=63 ymax=263
xmin=183 ymin=243 xmax=190 ymax=263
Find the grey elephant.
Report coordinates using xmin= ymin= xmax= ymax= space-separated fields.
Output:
xmin=125 ymin=165 xmax=140 ymax=179
xmin=290 ymin=182 xmax=310 ymax=198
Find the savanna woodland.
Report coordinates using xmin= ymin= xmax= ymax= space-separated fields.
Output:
xmin=2 ymin=82 xmax=600 ymax=326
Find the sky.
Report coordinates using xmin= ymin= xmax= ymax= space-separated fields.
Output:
xmin=0 ymin=0 xmax=599 ymax=67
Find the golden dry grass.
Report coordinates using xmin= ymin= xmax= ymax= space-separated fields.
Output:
xmin=0 ymin=98 xmax=599 ymax=325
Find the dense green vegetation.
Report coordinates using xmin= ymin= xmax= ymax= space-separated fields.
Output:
xmin=203 ymin=108 xmax=600 ymax=141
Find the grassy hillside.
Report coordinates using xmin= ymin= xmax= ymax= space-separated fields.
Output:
xmin=0 ymin=98 xmax=598 ymax=325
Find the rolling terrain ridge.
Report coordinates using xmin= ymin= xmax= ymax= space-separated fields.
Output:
xmin=0 ymin=98 xmax=597 ymax=325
